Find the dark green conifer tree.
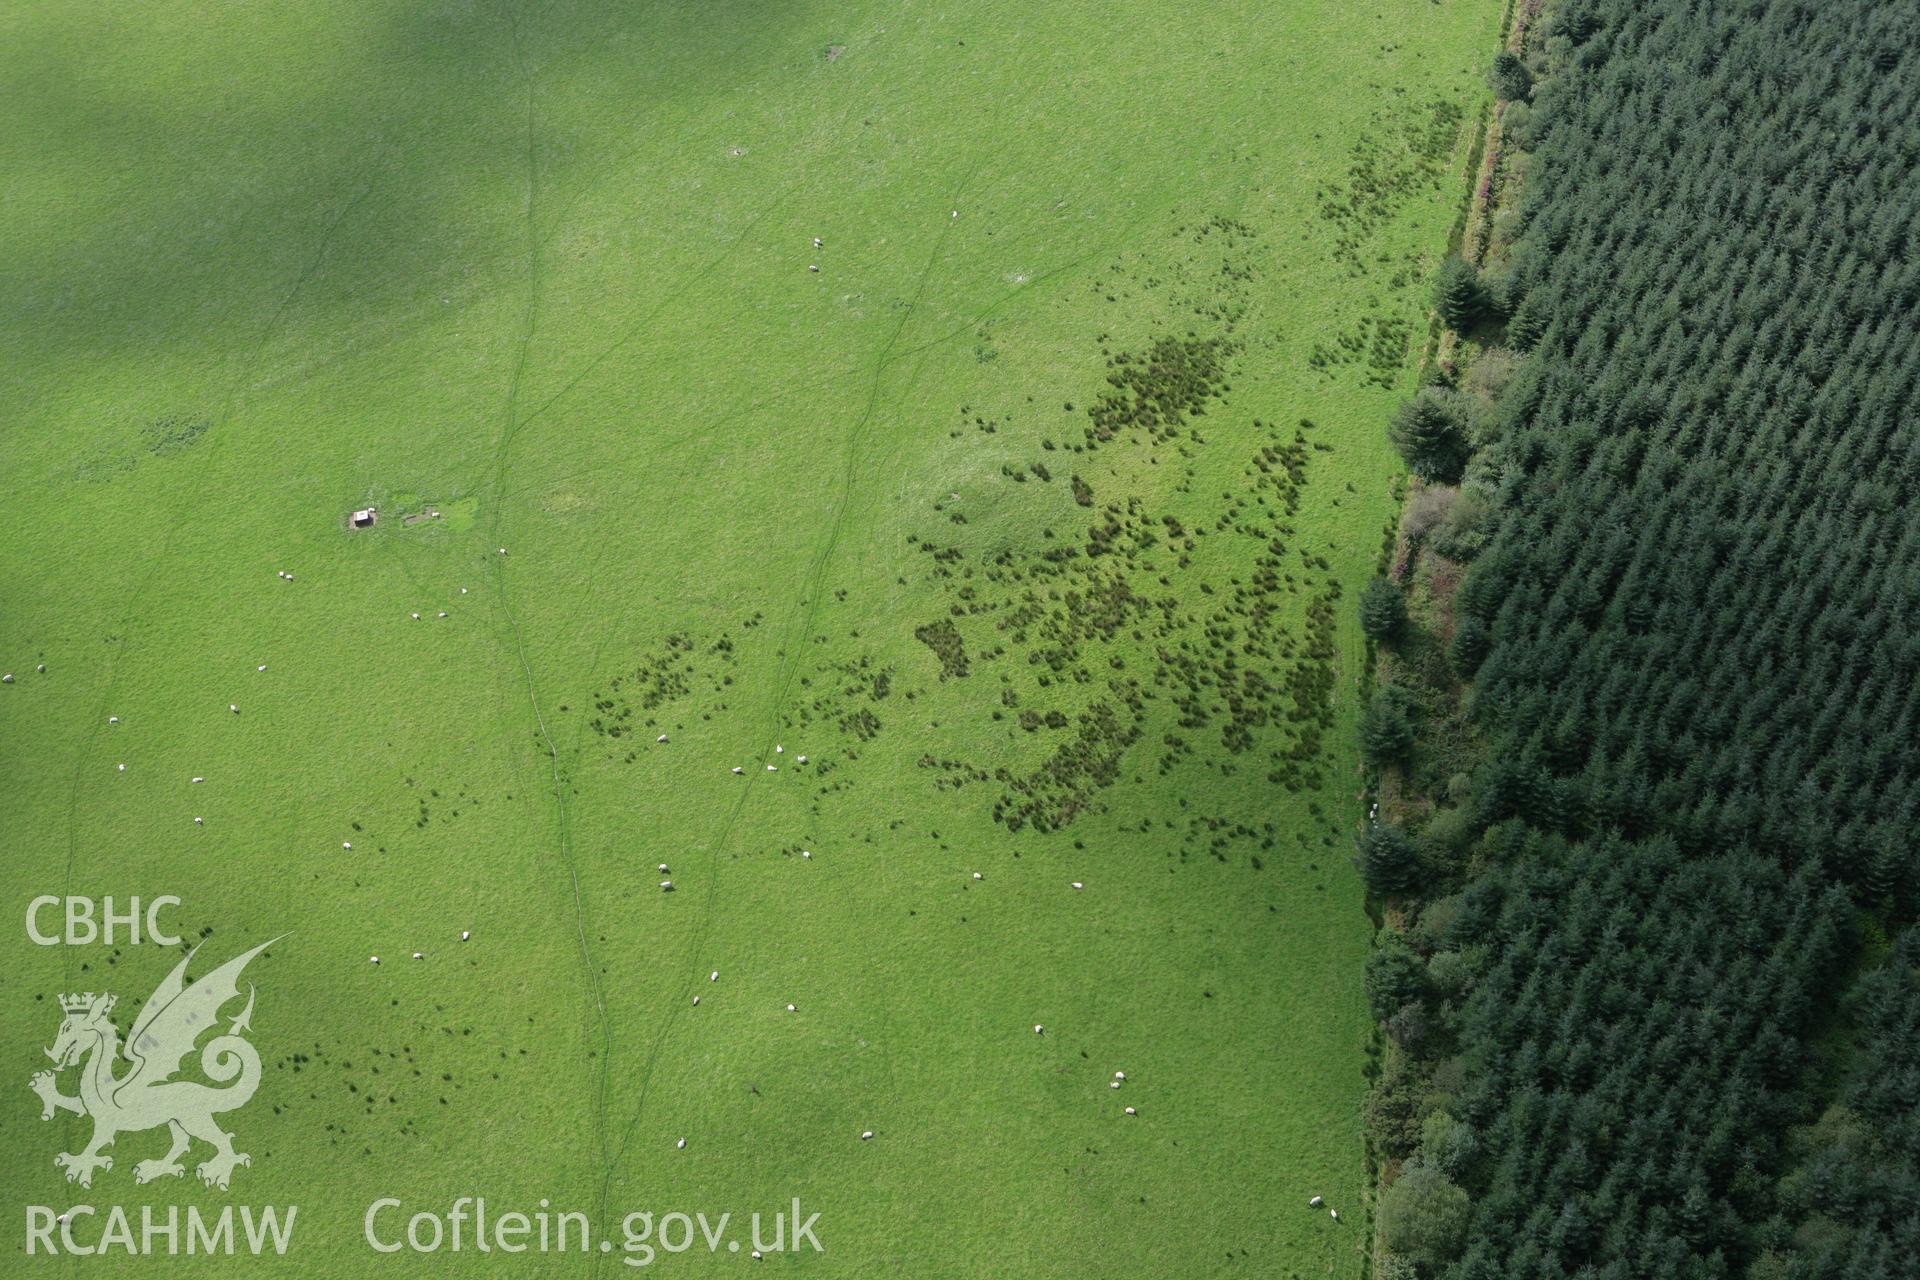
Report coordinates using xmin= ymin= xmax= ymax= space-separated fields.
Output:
xmin=1388 ymin=389 xmax=1472 ymax=483
xmin=1359 ymin=578 xmax=1409 ymax=644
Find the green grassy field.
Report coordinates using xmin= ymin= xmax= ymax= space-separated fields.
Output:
xmin=0 ymin=1 xmax=1498 ymax=1274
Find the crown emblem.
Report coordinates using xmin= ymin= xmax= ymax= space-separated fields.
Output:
xmin=59 ymin=992 xmax=113 ymax=1016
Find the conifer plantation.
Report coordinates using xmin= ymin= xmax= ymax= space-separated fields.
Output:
xmin=1366 ymin=1 xmax=1920 ymax=1276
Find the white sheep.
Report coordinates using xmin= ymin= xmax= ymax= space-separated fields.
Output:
xmin=710 ymin=971 xmax=718 ymax=981
xmin=1070 ymin=881 xmax=1084 ymax=890
xmin=660 ymin=880 xmax=674 ymax=891
xmin=229 ymin=704 xmax=238 ymax=713
xmin=659 ymin=863 xmax=671 ymax=873
xmin=860 ymin=1130 xmax=873 ymax=1140
xmin=1309 ymin=1196 xmax=1323 ymax=1209
xmin=797 ymin=754 xmax=808 ymax=763
xmin=460 ymin=930 xmax=471 ymax=941
xmin=1033 ymin=1024 xmax=1044 ymax=1035
xmin=343 ymin=841 xmax=352 ymax=850
xmin=412 ymin=951 xmax=423 ymax=961
xmin=369 ymin=955 xmax=380 ymax=964
xmin=1124 ymin=1106 xmax=1136 ymax=1116
xmin=732 ymin=767 xmax=744 ymax=775
xmin=657 ymin=734 xmax=668 ymax=742
xmin=675 ymin=1138 xmax=685 ymax=1150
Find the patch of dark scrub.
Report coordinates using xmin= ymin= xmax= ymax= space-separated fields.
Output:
xmin=586 ymin=629 xmax=740 ymax=758
xmin=991 ymin=693 xmax=1143 ymax=834
xmin=1084 ymin=335 xmax=1232 ymax=449
xmin=143 ymin=414 xmax=210 ymax=455
xmin=839 ymin=708 xmax=881 ymax=741
xmin=914 ymin=619 xmax=969 ymax=679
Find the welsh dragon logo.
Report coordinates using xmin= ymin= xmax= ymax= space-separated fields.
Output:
xmin=30 ymin=937 xmax=280 ymax=1190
